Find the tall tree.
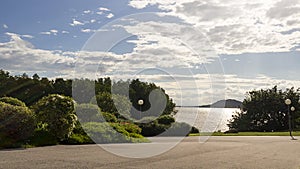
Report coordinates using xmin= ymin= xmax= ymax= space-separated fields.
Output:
xmin=229 ymin=86 xmax=300 ymax=131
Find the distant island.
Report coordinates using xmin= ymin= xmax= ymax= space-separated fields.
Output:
xmin=177 ymin=99 xmax=242 ymax=108
xmin=199 ymin=99 xmax=242 ymax=108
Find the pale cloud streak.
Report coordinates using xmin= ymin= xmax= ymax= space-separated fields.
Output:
xmin=106 ymin=13 xmax=114 ymax=19
xmin=70 ymin=19 xmax=84 ymax=26
xmin=128 ymin=0 xmax=300 ymax=55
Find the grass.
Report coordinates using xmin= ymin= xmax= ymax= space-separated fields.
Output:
xmin=189 ymin=131 xmax=300 ymax=136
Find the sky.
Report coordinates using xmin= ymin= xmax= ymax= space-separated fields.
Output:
xmin=1 ymin=0 xmax=300 ymax=106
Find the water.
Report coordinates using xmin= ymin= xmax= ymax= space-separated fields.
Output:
xmin=174 ymin=107 xmax=240 ymax=132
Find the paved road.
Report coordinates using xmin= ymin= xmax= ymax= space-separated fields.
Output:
xmin=1 ymin=136 xmax=300 ymax=169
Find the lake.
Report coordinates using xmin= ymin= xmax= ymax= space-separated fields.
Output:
xmin=174 ymin=107 xmax=241 ymax=132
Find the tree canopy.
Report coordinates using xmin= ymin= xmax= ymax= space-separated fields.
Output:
xmin=228 ymin=86 xmax=300 ymax=132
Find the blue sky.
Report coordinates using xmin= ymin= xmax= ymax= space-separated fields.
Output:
xmin=1 ymin=0 xmax=300 ymax=105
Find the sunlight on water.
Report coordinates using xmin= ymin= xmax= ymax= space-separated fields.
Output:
xmin=175 ymin=108 xmax=240 ymax=132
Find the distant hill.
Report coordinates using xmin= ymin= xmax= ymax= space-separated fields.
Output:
xmin=199 ymin=99 xmax=242 ymax=108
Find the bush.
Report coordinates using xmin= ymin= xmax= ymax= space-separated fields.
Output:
xmin=157 ymin=115 xmax=175 ymax=125
xmin=82 ymin=122 xmax=147 ymax=143
xmin=0 ymin=101 xmax=35 ymax=148
xmin=224 ymin=128 xmax=238 ymax=134
xmin=32 ymin=94 xmax=77 ymax=141
xmin=95 ymin=92 xmax=131 ymax=119
xmin=63 ymin=133 xmax=94 ymax=145
xmin=139 ymin=120 xmax=167 ymax=137
xmin=82 ymin=122 xmax=130 ymax=143
xmin=102 ymin=112 xmax=118 ymax=123
xmin=161 ymin=122 xmax=192 ymax=136
xmin=0 ymin=97 xmax=26 ymax=107
xmin=28 ymin=128 xmax=58 ymax=146
xmin=190 ymin=126 xmax=199 ymax=134
xmin=75 ymin=103 xmax=101 ymax=123
xmin=110 ymin=122 xmax=142 ymax=136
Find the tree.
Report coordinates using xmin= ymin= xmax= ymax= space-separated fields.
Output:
xmin=129 ymin=79 xmax=176 ymax=119
xmin=0 ymin=99 xmax=35 ymax=147
xmin=95 ymin=92 xmax=131 ymax=119
xmin=32 ymin=94 xmax=77 ymax=141
xmin=0 ymin=97 xmax=26 ymax=107
xmin=228 ymin=86 xmax=300 ymax=131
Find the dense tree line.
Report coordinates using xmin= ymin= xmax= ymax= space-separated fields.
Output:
xmin=228 ymin=86 xmax=300 ymax=132
xmin=0 ymin=70 xmax=175 ymax=114
xmin=0 ymin=69 xmax=195 ymax=148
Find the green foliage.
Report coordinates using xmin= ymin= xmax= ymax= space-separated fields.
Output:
xmin=229 ymin=86 xmax=300 ymax=132
xmin=82 ymin=122 xmax=129 ymax=143
xmin=139 ymin=120 xmax=167 ymax=136
xmin=129 ymin=79 xmax=176 ymax=120
xmin=75 ymin=103 xmax=102 ymax=123
xmin=81 ymin=122 xmax=147 ymax=144
xmin=32 ymin=94 xmax=77 ymax=141
xmin=95 ymin=92 xmax=131 ymax=119
xmin=157 ymin=115 xmax=175 ymax=125
xmin=0 ymin=102 xmax=35 ymax=148
xmin=75 ymin=103 xmax=118 ymax=123
xmin=0 ymin=69 xmax=73 ymax=106
xmin=137 ymin=115 xmax=176 ymax=136
xmin=28 ymin=128 xmax=58 ymax=146
xmin=0 ymin=70 xmax=176 ymax=144
xmin=110 ymin=122 xmax=142 ymax=135
xmin=0 ymin=97 xmax=26 ymax=107
xmin=63 ymin=133 xmax=94 ymax=145
xmin=102 ymin=112 xmax=118 ymax=123
xmin=190 ymin=126 xmax=200 ymax=134
xmin=161 ymin=122 xmax=192 ymax=136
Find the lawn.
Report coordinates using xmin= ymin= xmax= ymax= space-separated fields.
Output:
xmin=189 ymin=131 xmax=300 ymax=136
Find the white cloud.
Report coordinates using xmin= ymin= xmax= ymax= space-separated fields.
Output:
xmin=128 ymin=0 xmax=300 ymax=55
xmin=97 ymin=11 xmax=103 ymax=15
xmin=70 ymin=19 xmax=84 ymax=26
xmin=3 ymin=24 xmax=8 ymax=29
xmin=90 ymin=19 xmax=96 ymax=23
xmin=83 ymin=10 xmax=91 ymax=14
xmin=0 ymin=33 xmax=124 ymax=79
xmin=21 ymin=34 xmax=34 ymax=39
xmin=81 ymin=29 xmax=95 ymax=33
xmin=99 ymin=7 xmax=110 ymax=11
xmin=0 ymin=33 xmax=75 ymax=75
xmin=40 ymin=29 xmax=59 ymax=36
xmin=62 ymin=30 xmax=69 ymax=34
xmin=106 ymin=13 xmax=114 ymax=19
xmin=40 ymin=31 xmax=51 ymax=35
xmin=50 ymin=29 xmax=58 ymax=35
xmin=107 ymin=13 xmax=114 ymax=18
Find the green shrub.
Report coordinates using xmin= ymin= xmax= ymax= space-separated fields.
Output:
xmin=190 ymin=126 xmax=200 ymax=134
xmin=129 ymin=132 xmax=144 ymax=138
xmin=139 ymin=120 xmax=167 ymax=137
xmin=28 ymin=128 xmax=58 ymax=146
xmin=0 ymin=97 xmax=26 ymax=107
xmin=117 ymin=122 xmax=142 ymax=134
xmin=102 ymin=112 xmax=118 ymax=123
xmin=75 ymin=103 xmax=101 ymax=123
xmin=82 ymin=122 xmax=130 ymax=143
xmin=157 ymin=115 xmax=175 ymax=125
xmin=32 ymin=94 xmax=77 ymax=141
xmin=0 ymin=101 xmax=35 ymax=148
xmin=161 ymin=122 xmax=192 ymax=136
xmin=95 ymin=92 xmax=131 ymax=119
xmin=82 ymin=122 xmax=147 ymax=143
xmin=63 ymin=133 xmax=94 ymax=145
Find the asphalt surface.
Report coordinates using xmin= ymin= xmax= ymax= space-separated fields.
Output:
xmin=1 ymin=136 xmax=300 ymax=169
